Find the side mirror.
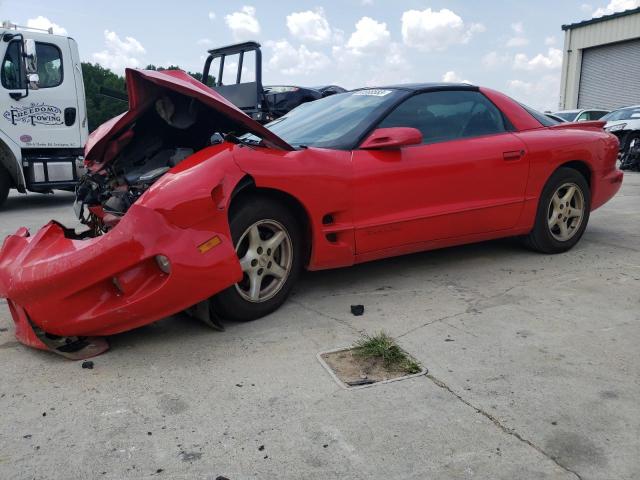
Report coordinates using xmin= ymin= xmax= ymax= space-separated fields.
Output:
xmin=24 ymin=39 xmax=37 ymax=74
xmin=360 ymin=127 xmax=423 ymax=150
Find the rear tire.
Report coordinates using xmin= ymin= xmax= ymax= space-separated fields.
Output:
xmin=524 ymin=167 xmax=591 ymax=254
xmin=210 ymin=195 xmax=303 ymax=321
xmin=0 ymin=164 xmax=11 ymax=209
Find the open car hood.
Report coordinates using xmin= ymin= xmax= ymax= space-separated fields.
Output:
xmin=85 ymin=68 xmax=293 ymax=165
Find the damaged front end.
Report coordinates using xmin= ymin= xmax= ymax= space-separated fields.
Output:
xmin=0 ymin=68 xmax=292 ymax=358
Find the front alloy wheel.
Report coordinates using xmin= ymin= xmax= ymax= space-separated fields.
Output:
xmin=210 ymin=196 xmax=302 ymax=321
xmin=235 ymin=220 xmax=293 ymax=303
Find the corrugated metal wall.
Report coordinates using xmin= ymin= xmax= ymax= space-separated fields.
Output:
xmin=578 ymin=39 xmax=640 ymax=109
xmin=560 ymin=11 xmax=640 ymax=109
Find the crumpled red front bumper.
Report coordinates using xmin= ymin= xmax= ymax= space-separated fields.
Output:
xmin=0 ymin=203 xmax=242 ymax=356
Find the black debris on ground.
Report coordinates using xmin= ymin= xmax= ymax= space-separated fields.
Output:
xmin=155 ymin=468 xmax=164 ymax=474
xmin=82 ymin=360 xmax=94 ymax=369
xmin=444 ymin=338 xmax=454 ymax=342
xmin=323 ymin=444 xmax=328 ymax=448
xmin=147 ymin=432 xmax=152 ymax=436
xmin=258 ymin=445 xmax=265 ymax=451
xmin=346 ymin=378 xmax=375 ymax=387
xmin=0 ymin=327 xmax=8 ymax=332
xmin=350 ymin=305 xmax=365 ymax=316
xmin=42 ymin=412 xmax=46 ymax=417
xmin=23 ymin=434 xmax=32 ymax=439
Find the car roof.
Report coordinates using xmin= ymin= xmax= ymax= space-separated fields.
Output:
xmin=356 ymin=83 xmax=478 ymax=92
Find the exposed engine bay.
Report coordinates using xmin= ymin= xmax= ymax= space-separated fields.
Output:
xmin=76 ymin=92 xmax=233 ymax=235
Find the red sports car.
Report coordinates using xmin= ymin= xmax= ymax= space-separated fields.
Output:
xmin=0 ymin=69 xmax=623 ymax=358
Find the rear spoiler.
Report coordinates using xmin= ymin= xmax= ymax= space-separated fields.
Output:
xmin=549 ymin=120 xmax=606 ymax=131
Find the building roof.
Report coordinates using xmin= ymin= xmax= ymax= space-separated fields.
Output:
xmin=562 ymin=6 xmax=640 ymax=31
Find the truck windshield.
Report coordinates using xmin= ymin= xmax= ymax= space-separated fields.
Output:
xmin=247 ymin=89 xmax=406 ymax=149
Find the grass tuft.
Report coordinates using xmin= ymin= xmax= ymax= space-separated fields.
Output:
xmin=353 ymin=332 xmax=422 ymax=374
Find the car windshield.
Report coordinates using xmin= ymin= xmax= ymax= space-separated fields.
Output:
xmin=245 ymin=89 xmax=406 ymax=149
xmin=554 ymin=111 xmax=580 ymax=121
xmin=601 ymin=107 xmax=640 ymax=122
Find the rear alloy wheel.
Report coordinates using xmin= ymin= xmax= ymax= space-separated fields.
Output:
xmin=211 ymin=196 xmax=303 ymax=321
xmin=547 ymin=183 xmax=585 ymax=242
xmin=0 ymin=164 xmax=11 ymax=209
xmin=525 ymin=167 xmax=591 ymax=254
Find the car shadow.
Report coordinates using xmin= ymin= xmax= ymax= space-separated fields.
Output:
xmin=104 ymin=237 xmax=531 ymax=354
xmin=2 ymin=192 xmax=75 ymax=211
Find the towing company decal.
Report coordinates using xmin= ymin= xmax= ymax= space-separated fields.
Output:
xmin=3 ymin=103 xmax=63 ymax=126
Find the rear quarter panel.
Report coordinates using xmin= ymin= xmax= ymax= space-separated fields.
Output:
xmin=513 ymin=127 xmax=620 ymax=231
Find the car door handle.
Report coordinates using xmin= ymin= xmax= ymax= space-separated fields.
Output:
xmin=503 ymin=150 xmax=524 ymax=161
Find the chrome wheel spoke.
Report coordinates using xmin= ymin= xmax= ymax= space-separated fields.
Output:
xmin=264 ymin=231 xmax=285 ymax=251
xmin=561 ymin=185 xmax=576 ymax=204
xmin=248 ymin=225 xmax=262 ymax=250
xmin=269 ymin=263 xmax=287 ymax=279
xmin=239 ymin=255 xmax=253 ymax=272
xmin=248 ymin=271 xmax=263 ymax=301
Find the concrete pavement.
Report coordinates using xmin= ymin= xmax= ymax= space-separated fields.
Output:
xmin=0 ymin=175 xmax=638 ymax=479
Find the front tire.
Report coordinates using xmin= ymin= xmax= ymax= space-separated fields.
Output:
xmin=0 ymin=164 xmax=11 ymax=209
xmin=211 ymin=196 xmax=303 ymax=321
xmin=525 ymin=167 xmax=591 ymax=254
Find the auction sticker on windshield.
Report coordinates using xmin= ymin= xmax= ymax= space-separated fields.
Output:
xmin=353 ymin=89 xmax=392 ymax=97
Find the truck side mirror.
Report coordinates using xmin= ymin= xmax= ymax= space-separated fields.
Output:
xmin=24 ymin=39 xmax=37 ymax=75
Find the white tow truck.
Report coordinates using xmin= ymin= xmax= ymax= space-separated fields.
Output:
xmin=0 ymin=21 xmax=87 ymax=208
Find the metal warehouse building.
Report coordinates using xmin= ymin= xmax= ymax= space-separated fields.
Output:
xmin=559 ymin=7 xmax=640 ymax=110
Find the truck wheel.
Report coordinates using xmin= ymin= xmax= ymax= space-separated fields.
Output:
xmin=524 ymin=167 xmax=591 ymax=254
xmin=0 ymin=165 xmax=10 ymax=208
xmin=210 ymin=196 xmax=303 ymax=321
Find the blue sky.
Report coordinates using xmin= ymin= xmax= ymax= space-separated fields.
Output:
xmin=2 ymin=0 xmax=638 ymax=110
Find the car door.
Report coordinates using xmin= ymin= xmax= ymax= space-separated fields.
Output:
xmin=1 ymin=37 xmax=82 ymax=149
xmin=351 ymin=89 xmax=529 ymax=254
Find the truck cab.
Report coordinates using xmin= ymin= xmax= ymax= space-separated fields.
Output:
xmin=0 ymin=21 xmax=87 ymax=208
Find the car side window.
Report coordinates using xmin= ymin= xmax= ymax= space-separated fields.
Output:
xmin=577 ymin=112 xmax=590 ymax=121
xmin=1 ymin=41 xmax=24 ymax=90
xmin=36 ymin=43 xmax=63 ymax=88
xmin=378 ymin=90 xmax=508 ymax=145
xmin=591 ymin=111 xmax=607 ymax=120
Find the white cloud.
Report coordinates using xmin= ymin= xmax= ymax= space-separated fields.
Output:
xmin=593 ymin=0 xmax=640 ymax=16
xmin=401 ymin=8 xmax=485 ymax=51
xmin=506 ymin=74 xmax=560 ymax=111
xmin=442 ymin=71 xmax=472 ymax=84
xmin=208 ymin=11 xmax=216 ymax=20
xmin=346 ymin=17 xmax=390 ymax=54
xmin=506 ymin=22 xmax=528 ymax=47
xmin=482 ymin=51 xmax=509 ymax=68
xmin=225 ymin=6 xmax=260 ymax=41
xmin=581 ymin=3 xmax=594 ymax=11
xmin=26 ymin=16 xmax=67 ymax=35
xmin=197 ymin=38 xmax=214 ymax=46
xmin=265 ymin=39 xmax=330 ymax=75
xmin=286 ymin=8 xmax=332 ymax=43
xmin=545 ymin=36 xmax=557 ymax=46
xmin=506 ymin=37 xmax=529 ymax=47
xmin=513 ymin=47 xmax=562 ymax=71
xmin=92 ymin=30 xmax=146 ymax=74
